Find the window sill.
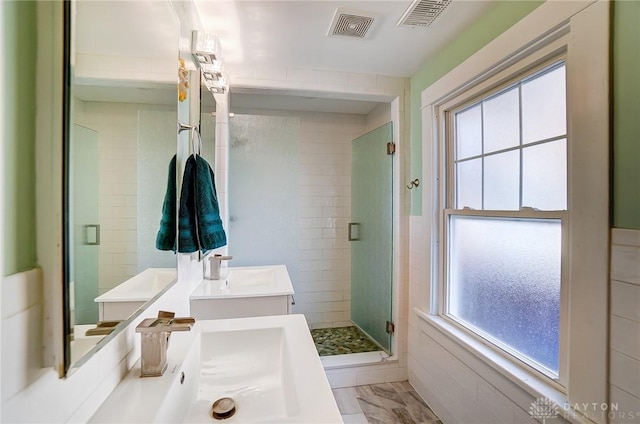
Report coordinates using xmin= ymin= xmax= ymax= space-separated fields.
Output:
xmin=413 ymin=308 xmax=592 ymax=424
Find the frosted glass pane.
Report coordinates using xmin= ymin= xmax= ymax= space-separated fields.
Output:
xmin=455 ymin=105 xmax=482 ymax=160
xmin=522 ymin=65 xmax=566 ymax=144
xmin=523 ymin=140 xmax=567 ymax=210
xmin=448 ymin=216 xmax=561 ymax=373
xmin=351 ymin=122 xmax=393 ymax=352
xmin=483 ymin=88 xmax=519 ymax=153
xmin=484 ymin=151 xmax=519 ymax=210
xmin=71 ymin=125 xmax=99 ymax=325
xmin=229 ymin=115 xmax=300 ymax=276
xmin=456 ymin=159 xmax=482 ymax=209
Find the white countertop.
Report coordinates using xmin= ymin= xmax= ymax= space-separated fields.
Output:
xmin=90 ymin=315 xmax=342 ymax=423
xmin=190 ymin=265 xmax=295 ymax=300
xmin=94 ymin=268 xmax=177 ymax=303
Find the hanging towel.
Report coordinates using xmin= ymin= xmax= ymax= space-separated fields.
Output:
xmin=177 ymin=154 xmax=227 ymax=253
xmin=155 ymin=155 xmax=177 ymax=251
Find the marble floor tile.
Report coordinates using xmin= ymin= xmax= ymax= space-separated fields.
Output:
xmin=342 ymin=412 xmax=369 ymax=423
xmin=338 ymin=381 xmax=441 ymax=424
xmin=391 ymin=380 xmax=414 ymax=393
xmin=357 ymin=396 xmax=401 ymax=424
xmin=369 ymin=383 xmax=407 ymax=409
xmin=333 ymin=387 xmax=363 ymax=415
xmin=391 ymin=406 xmax=417 ymax=424
xmin=399 ymin=390 xmax=440 ymax=422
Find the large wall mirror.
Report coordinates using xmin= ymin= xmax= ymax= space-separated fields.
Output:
xmin=64 ymin=0 xmax=182 ymax=374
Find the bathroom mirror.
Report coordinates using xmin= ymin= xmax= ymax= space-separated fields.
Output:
xmin=63 ymin=0 xmax=181 ymax=374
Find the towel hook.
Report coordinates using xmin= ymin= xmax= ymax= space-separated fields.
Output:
xmin=407 ymin=179 xmax=420 ymax=189
xmin=177 ymin=121 xmax=196 ymax=134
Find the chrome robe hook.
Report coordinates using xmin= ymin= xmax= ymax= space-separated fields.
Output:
xmin=407 ymin=179 xmax=420 ymax=189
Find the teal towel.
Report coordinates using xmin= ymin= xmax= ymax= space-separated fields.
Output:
xmin=177 ymin=154 xmax=227 ymax=253
xmin=155 ymin=155 xmax=177 ymax=251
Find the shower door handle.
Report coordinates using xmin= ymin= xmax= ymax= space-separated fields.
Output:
xmin=348 ymin=222 xmax=360 ymax=241
xmin=84 ymin=224 xmax=100 ymax=245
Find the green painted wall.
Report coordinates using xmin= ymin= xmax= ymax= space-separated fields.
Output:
xmin=408 ymin=1 xmax=545 ymax=215
xmin=2 ymin=1 xmax=38 ymax=275
xmin=612 ymin=0 xmax=640 ymax=229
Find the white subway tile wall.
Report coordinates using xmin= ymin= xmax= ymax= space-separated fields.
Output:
xmin=74 ymin=100 xmax=175 ymax=294
xmin=609 ymin=228 xmax=640 ymax=424
xmin=294 ymin=111 xmax=366 ymax=329
xmin=230 ymin=107 xmax=401 ymax=330
xmin=1 ymin=269 xmax=42 ymax=402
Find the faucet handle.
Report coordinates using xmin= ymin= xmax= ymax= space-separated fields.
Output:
xmin=211 ymin=254 xmax=233 ymax=261
xmin=136 ymin=317 xmax=195 ymax=333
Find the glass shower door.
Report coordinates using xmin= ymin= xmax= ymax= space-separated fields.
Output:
xmin=71 ymin=124 xmax=99 ymax=325
xmin=351 ymin=122 xmax=393 ymax=353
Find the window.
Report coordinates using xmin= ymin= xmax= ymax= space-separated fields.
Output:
xmin=419 ymin=1 xmax=609 ymax=416
xmin=444 ymin=63 xmax=567 ymax=378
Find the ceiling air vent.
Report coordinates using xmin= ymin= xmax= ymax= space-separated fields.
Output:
xmin=397 ymin=0 xmax=452 ymax=28
xmin=328 ymin=9 xmax=376 ymax=38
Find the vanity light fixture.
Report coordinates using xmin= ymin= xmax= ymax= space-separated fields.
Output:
xmin=203 ymin=75 xmax=227 ymax=93
xmin=192 ymin=30 xmax=228 ymax=93
xmin=192 ymin=30 xmax=222 ymax=65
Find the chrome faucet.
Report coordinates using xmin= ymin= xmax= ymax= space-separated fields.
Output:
xmin=135 ymin=311 xmax=195 ymax=377
xmin=208 ymin=254 xmax=233 ymax=280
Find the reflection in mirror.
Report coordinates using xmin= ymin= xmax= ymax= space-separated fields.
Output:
xmin=64 ymin=0 xmax=181 ymax=374
xmin=200 ymin=88 xmax=217 ymax=166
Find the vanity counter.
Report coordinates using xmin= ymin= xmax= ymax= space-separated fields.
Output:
xmin=190 ymin=265 xmax=295 ymax=320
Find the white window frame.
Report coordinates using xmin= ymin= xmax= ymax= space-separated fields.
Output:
xmin=440 ymin=56 xmax=570 ymax=385
xmin=417 ymin=1 xmax=609 ymax=422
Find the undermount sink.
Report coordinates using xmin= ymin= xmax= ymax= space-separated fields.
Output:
xmin=90 ymin=315 xmax=342 ymax=423
xmin=184 ymin=327 xmax=291 ymax=421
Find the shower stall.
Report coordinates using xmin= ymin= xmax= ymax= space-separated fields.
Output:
xmin=228 ymin=106 xmax=395 ymax=358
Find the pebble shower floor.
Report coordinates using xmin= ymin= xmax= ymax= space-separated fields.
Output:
xmin=310 ymin=326 xmax=382 ymax=356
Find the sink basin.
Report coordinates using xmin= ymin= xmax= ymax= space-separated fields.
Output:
xmin=94 ymin=268 xmax=177 ymax=320
xmin=182 ymin=315 xmax=340 ymax=423
xmin=90 ymin=315 xmax=342 ymax=423
xmin=183 ymin=327 xmax=296 ymax=422
xmin=191 ymin=265 xmax=294 ymax=299
xmin=94 ymin=268 xmax=177 ymax=303
xmin=226 ymin=268 xmax=277 ymax=287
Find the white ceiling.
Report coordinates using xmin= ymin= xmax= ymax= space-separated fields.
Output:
xmin=194 ymin=0 xmax=497 ymax=78
xmin=74 ymin=0 xmax=499 ymax=113
xmin=74 ymin=0 xmax=179 ymax=58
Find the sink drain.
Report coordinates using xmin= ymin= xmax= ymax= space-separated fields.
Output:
xmin=211 ymin=397 xmax=236 ymax=420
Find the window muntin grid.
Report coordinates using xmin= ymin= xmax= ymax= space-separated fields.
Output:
xmin=453 ymin=62 xmax=567 ymax=211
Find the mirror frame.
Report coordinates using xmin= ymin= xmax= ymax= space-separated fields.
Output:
xmin=61 ymin=0 xmax=72 ymax=376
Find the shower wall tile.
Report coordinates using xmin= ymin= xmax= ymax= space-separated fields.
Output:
xmin=291 ymin=111 xmax=366 ymax=328
xmin=76 ymin=100 xmax=139 ymax=294
xmin=610 ymin=228 xmax=640 ymax=417
xmin=74 ymin=100 xmax=176 ymax=295
xmin=227 ymin=107 xmax=366 ymax=328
